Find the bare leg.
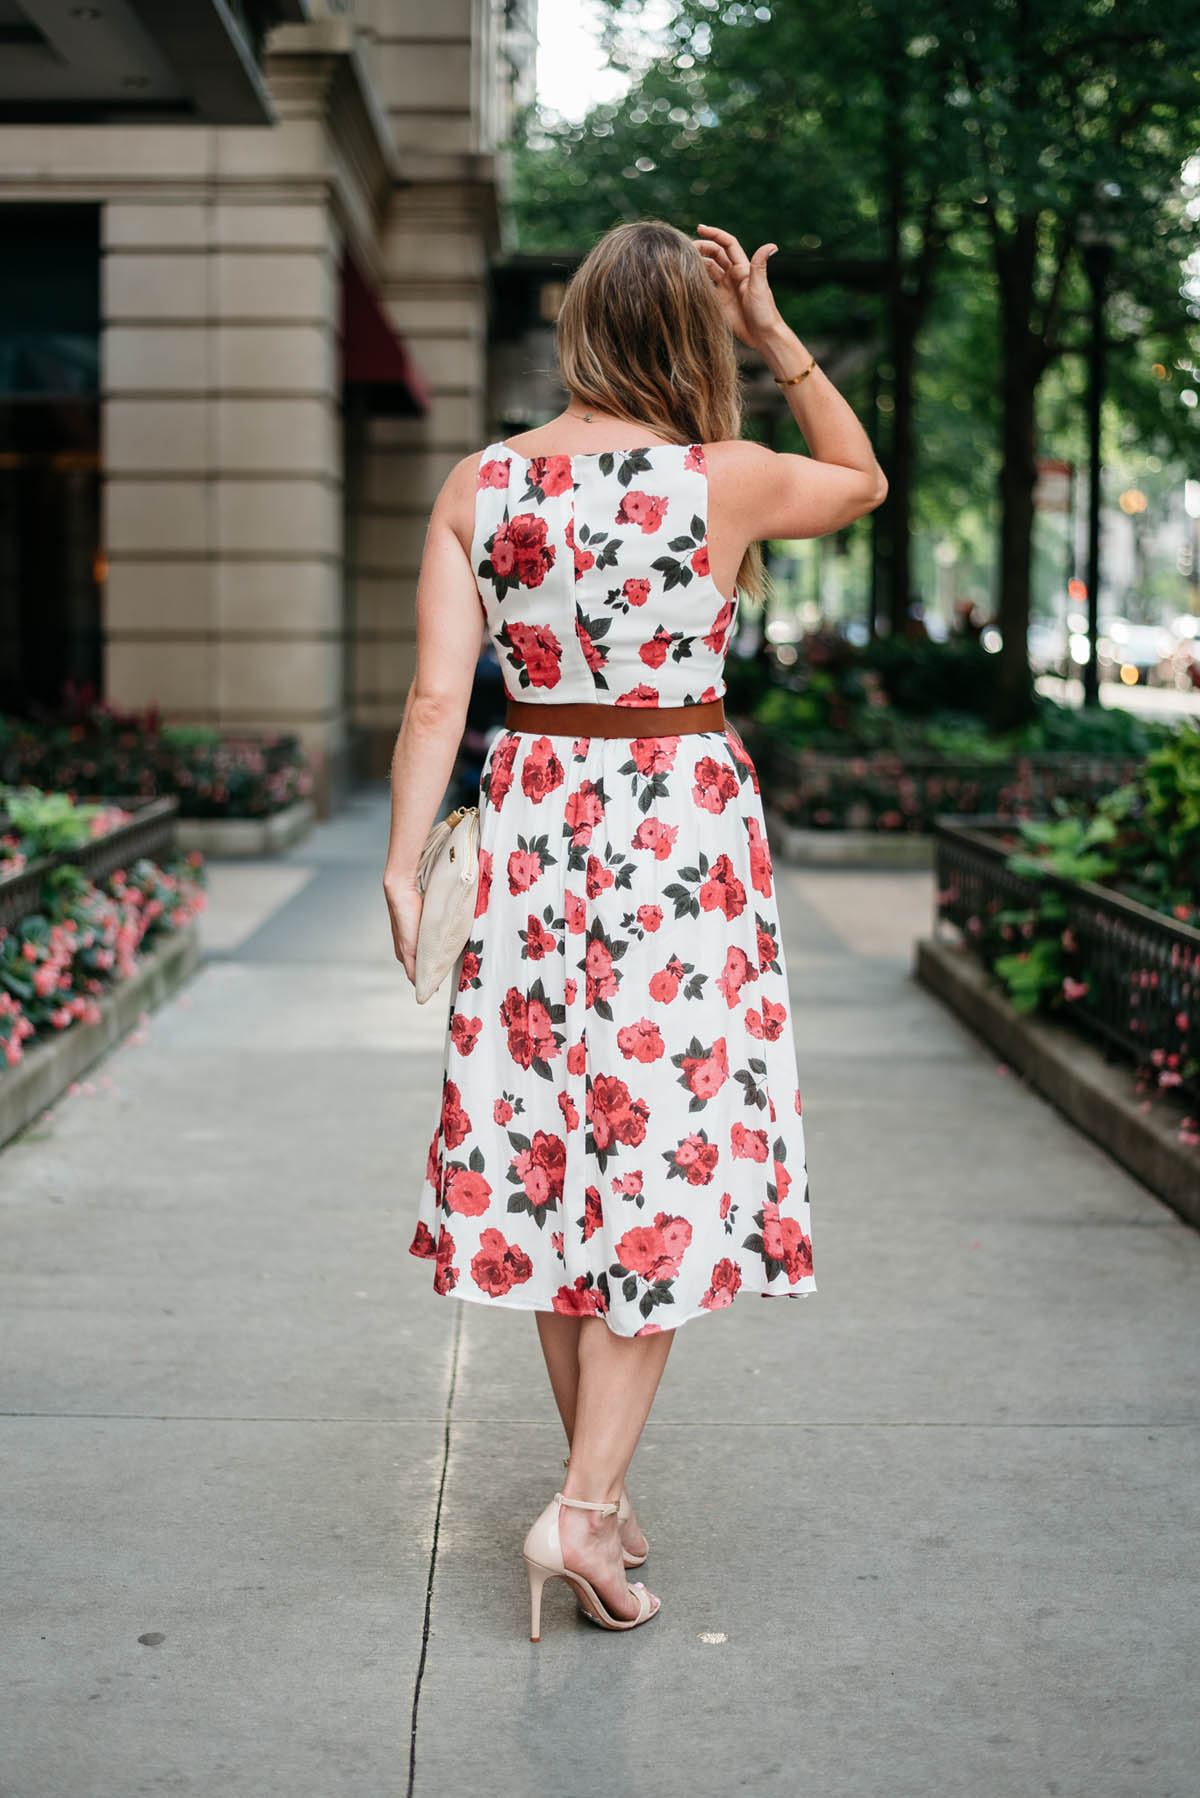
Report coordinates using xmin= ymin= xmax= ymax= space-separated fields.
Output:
xmin=557 ymin=1318 xmax=675 ymax=1620
xmin=535 ymin=1313 xmax=649 ymax=1559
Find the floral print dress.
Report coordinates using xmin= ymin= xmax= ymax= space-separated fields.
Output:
xmin=410 ymin=440 xmax=816 ymax=1336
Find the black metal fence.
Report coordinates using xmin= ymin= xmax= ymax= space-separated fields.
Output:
xmin=934 ymin=816 xmax=1200 ymax=1104
xmin=0 ymin=795 xmax=179 ymax=932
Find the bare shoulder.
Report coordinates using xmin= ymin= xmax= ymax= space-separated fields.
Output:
xmin=703 ymin=437 xmax=886 ymax=541
xmin=430 ymin=449 xmax=489 ymax=555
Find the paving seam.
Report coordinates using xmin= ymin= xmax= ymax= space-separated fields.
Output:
xmin=407 ymin=1303 xmax=463 ymax=1798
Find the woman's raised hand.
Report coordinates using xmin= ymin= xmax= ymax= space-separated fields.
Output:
xmin=694 ymin=223 xmax=784 ymax=349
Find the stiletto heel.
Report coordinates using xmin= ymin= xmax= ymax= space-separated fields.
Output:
xmin=522 ymin=1492 xmax=661 ymax=1640
xmin=527 ymin=1560 xmax=549 ymax=1642
xmin=563 ymin=1456 xmax=648 ymax=1568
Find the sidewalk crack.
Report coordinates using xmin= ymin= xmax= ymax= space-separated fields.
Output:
xmin=408 ymin=1305 xmax=463 ymax=1798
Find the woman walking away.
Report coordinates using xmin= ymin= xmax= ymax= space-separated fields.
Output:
xmin=383 ymin=218 xmax=887 ymax=1639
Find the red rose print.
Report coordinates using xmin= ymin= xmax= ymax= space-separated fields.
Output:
xmin=585 ymin=935 xmax=619 ymax=1009
xmin=756 ymin=922 xmax=778 ymax=972
xmin=456 ymin=948 xmax=480 ymax=990
xmin=564 ymin=891 xmax=586 ymax=933
xmin=528 ymin=454 xmax=574 ymax=498
xmin=566 ymin=1040 xmax=586 ymax=1075
xmin=477 ymin=457 xmax=510 ymax=490
xmin=566 ymin=517 xmax=595 ymax=580
xmin=588 ymin=1072 xmax=650 ymax=1154
xmin=450 ymin=1014 xmax=482 ymax=1056
xmin=639 ymin=628 xmax=671 ymax=669
xmin=774 ymin=1157 xmax=792 ymax=1205
xmin=698 ymin=853 xmax=747 ymax=921
xmin=692 ymin=756 xmax=739 ymax=815
xmin=473 ymin=848 xmax=492 ymax=919
xmin=702 ymin=597 xmax=734 ymax=654
xmin=493 ymin=1096 xmax=514 ymax=1126
xmin=631 ymin=817 xmax=678 ymax=861
xmin=553 ymin=1276 xmax=606 ymax=1316
xmin=507 ymin=847 xmax=544 ymax=894
xmin=558 ymin=1091 xmax=579 ymax=1131
xmin=623 ymin=578 xmax=651 ymax=607
xmin=612 ymin=1171 xmax=643 ymax=1200
xmin=441 ymin=1080 xmax=471 ymax=1150
xmin=636 ymin=904 xmax=663 ymax=931
xmin=615 ymin=490 xmax=669 ymax=533
xmin=521 ymin=736 xmax=565 ymax=802
xmin=500 ymin=986 xmax=561 ymax=1071
xmin=444 ymin=1163 xmax=491 ymax=1216
xmin=676 ymin=1037 xmax=728 ymax=1103
xmin=505 ymin=620 xmax=563 ymax=688
xmin=511 ymin=1129 xmax=566 ymax=1209
xmin=565 ymin=976 xmax=577 ymax=1004
xmin=699 ymin=1257 xmax=742 ymax=1310
xmin=747 ymin=815 xmax=773 ymax=896
xmin=616 ymin=683 xmax=661 ymax=706
xmin=523 ymin=913 xmax=556 ymax=959
xmin=487 ymin=733 xmax=519 ymax=809
xmin=719 ymin=1191 xmax=732 ymax=1221
xmin=617 ymin=1211 xmax=693 ymax=1281
xmin=761 ymin=1201 xmax=812 ymax=1282
xmin=488 ymin=515 xmax=556 ymax=589
xmin=731 ymin=1123 xmax=769 ymax=1163
xmin=617 ymin=1018 xmax=665 ymax=1063
xmin=746 ymin=997 xmax=787 ymax=1041
xmin=716 ymin=944 xmax=756 ymax=1007
xmin=585 ymin=853 xmax=615 ymax=898
xmin=434 ymin=1227 xmax=459 ymax=1294
xmin=564 ymin=781 xmax=604 ymax=846
xmin=583 ymin=1185 xmax=604 ymax=1238
xmin=691 ymin=544 xmax=711 ymax=577
xmin=470 ymin=1226 xmax=534 ymax=1297
xmin=669 ymin=1132 xmax=720 ymax=1185
xmin=648 ymin=966 xmax=679 ymax=1003
xmin=411 ymin=1219 xmax=437 ymax=1258
xmin=630 ymin=737 xmax=678 ymax=777
xmin=684 ymin=443 xmax=705 ymax=472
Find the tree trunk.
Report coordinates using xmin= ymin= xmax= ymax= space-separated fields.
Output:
xmin=884 ymin=296 xmax=919 ymax=635
xmin=993 ymin=225 xmax=1042 ymax=729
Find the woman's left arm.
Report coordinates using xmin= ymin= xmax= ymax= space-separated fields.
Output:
xmin=382 ymin=452 xmax=488 ymax=984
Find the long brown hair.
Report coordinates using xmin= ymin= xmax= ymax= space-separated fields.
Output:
xmin=555 ymin=218 xmax=766 ymax=604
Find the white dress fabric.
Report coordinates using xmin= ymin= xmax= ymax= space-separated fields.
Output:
xmin=410 ymin=440 xmax=816 ymax=1336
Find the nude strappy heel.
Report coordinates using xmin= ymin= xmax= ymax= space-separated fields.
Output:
xmin=523 ymin=1492 xmax=661 ymax=1641
xmin=564 ymin=1456 xmax=647 ymax=1568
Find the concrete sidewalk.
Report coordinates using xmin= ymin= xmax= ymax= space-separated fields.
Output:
xmin=2 ymin=785 xmax=1198 ymax=1798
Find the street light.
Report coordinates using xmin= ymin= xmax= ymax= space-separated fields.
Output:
xmin=1076 ymin=181 xmax=1125 ymax=707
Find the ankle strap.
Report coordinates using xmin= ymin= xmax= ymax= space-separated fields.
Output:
xmin=554 ymin=1490 xmax=619 ymax=1517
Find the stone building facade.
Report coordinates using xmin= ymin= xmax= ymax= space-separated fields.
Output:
xmin=0 ymin=1 xmax=537 ymax=811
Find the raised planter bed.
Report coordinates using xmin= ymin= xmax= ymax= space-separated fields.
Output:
xmin=0 ymin=794 xmax=179 ymax=930
xmin=0 ymin=921 xmax=201 ymax=1149
xmin=749 ymin=733 xmax=1139 ymax=836
xmin=932 ymin=815 xmax=1199 ymax=1107
xmin=174 ymin=796 xmax=315 ymax=859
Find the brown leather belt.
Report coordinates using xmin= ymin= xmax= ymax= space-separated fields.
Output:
xmin=504 ymin=696 xmax=726 ymax=738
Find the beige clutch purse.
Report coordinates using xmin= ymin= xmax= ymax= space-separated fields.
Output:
xmin=414 ymin=803 xmax=481 ymax=1004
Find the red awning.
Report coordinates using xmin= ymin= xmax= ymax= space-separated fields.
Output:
xmin=340 ymin=247 xmax=431 ymax=417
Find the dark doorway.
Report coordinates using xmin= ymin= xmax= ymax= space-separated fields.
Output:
xmin=0 ymin=205 xmax=101 ymax=718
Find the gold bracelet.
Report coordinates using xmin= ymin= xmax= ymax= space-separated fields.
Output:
xmin=772 ymin=355 xmax=816 ymax=387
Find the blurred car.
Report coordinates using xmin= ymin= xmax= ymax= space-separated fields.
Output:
xmin=1027 ymin=621 xmax=1068 ymax=677
xmin=1096 ymin=619 xmax=1175 ymax=687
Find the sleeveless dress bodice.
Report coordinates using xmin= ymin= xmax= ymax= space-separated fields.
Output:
xmin=473 ymin=441 xmax=739 ymax=707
